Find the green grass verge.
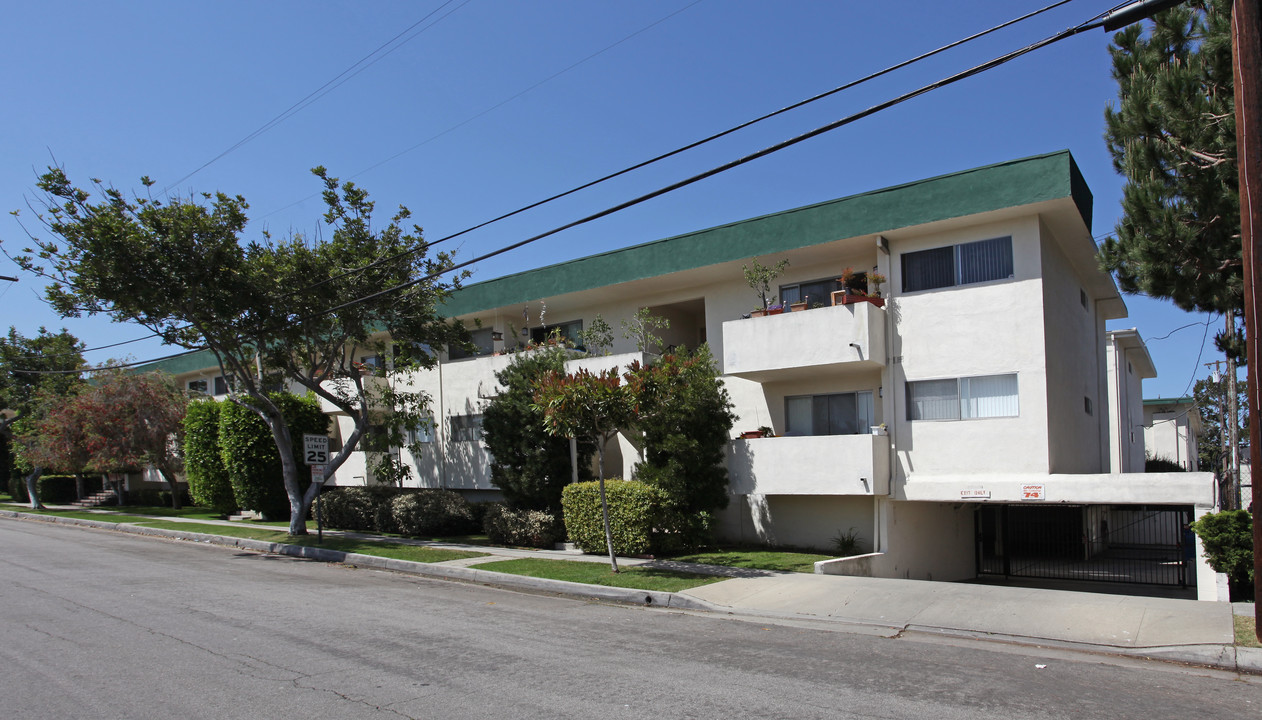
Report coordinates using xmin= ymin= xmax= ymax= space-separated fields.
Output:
xmin=11 ymin=508 xmax=160 ymax=524
xmin=667 ymin=548 xmax=833 ymax=574
xmin=106 ymin=506 xmax=227 ymax=521
xmin=1236 ymin=614 xmax=1261 ymax=648
xmin=133 ymin=520 xmax=487 ymax=564
xmin=474 ymin=558 xmax=723 ymax=592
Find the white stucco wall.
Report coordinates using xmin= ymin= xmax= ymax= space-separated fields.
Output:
xmin=888 ymin=218 xmax=1052 ymax=479
xmin=727 ymin=434 xmax=889 ymax=495
xmin=715 ymin=494 xmax=876 ymax=550
xmin=1040 ymin=220 xmax=1108 ymax=474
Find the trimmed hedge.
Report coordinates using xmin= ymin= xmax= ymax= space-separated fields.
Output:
xmin=36 ymin=474 xmax=78 ymax=504
xmin=184 ymin=400 xmax=237 ymax=516
xmin=390 ymin=490 xmax=477 ymax=537
xmin=316 ymin=486 xmax=396 ymax=532
xmin=483 ymin=503 xmax=564 ymax=548
xmin=561 ymin=479 xmax=661 ymax=556
xmin=8 ymin=471 xmax=29 ymax=503
xmin=218 ymin=393 xmax=328 ymax=520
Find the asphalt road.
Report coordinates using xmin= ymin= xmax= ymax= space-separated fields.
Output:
xmin=2 ymin=518 xmax=1260 ymax=720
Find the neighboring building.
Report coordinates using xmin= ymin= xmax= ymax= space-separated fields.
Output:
xmin=1106 ymin=329 xmax=1156 ymax=473
xmin=1142 ymin=397 xmax=1202 ymax=472
xmin=146 ymin=151 xmax=1219 ymax=598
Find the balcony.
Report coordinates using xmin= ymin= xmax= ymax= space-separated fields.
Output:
xmin=722 ymin=301 xmax=885 ymax=381
xmin=727 ymin=433 xmax=890 ymax=495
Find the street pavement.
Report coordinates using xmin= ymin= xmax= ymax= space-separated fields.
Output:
xmin=3 ymin=506 xmax=1257 ymax=675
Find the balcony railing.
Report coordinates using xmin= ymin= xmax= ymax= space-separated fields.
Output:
xmin=727 ymin=433 xmax=890 ymax=495
xmin=722 ymin=301 xmax=885 ymax=380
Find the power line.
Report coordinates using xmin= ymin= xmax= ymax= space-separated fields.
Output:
xmin=161 ymin=0 xmax=471 ymax=195
xmin=12 ymin=0 xmax=1139 ymax=373
xmin=268 ymin=0 xmax=1083 ymax=297
xmin=313 ymin=4 xmax=1120 ymax=319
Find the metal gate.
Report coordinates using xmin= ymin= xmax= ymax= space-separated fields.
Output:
xmin=976 ymin=504 xmax=1193 ymax=587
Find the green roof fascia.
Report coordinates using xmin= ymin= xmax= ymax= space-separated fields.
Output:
xmin=1144 ymin=397 xmax=1195 ymax=406
xmin=134 ymin=348 xmax=220 ymax=376
xmin=443 ymin=150 xmax=1092 ymax=317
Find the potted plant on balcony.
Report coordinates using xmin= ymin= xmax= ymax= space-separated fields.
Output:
xmin=788 ymin=296 xmax=808 ymax=312
xmin=743 ymin=256 xmax=790 ymax=315
xmin=831 ymin=267 xmax=885 ymax=308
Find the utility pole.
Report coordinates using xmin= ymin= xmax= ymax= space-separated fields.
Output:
xmin=1229 ymin=0 xmax=1261 ymax=640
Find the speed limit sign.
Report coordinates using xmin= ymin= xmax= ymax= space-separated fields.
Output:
xmin=303 ymin=434 xmax=329 ymax=465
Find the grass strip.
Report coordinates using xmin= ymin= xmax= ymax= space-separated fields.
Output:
xmin=1236 ymin=614 xmax=1261 ymax=649
xmin=134 ymin=520 xmax=486 ymax=563
xmin=11 ymin=508 xmax=159 ymax=524
xmin=474 ymin=558 xmax=723 ymax=592
xmin=667 ymin=548 xmax=832 ymax=574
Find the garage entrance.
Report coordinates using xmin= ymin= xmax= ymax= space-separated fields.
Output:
xmin=975 ymin=504 xmax=1193 ymax=588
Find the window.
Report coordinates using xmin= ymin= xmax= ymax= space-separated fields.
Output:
xmin=187 ymin=379 xmax=208 ymax=394
xmin=408 ymin=416 xmax=435 ymax=445
xmin=906 ymin=374 xmax=1018 ymax=421
xmin=450 ymin=414 xmax=484 ymax=442
xmin=531 ymin=319 xmax=582 ymax=346
xmin=780 ymin=278 xmax=843 ymax=308
xmin=449 ymin=328 xmax=495 ymax=360
xmin=213 ymin=375 xmax=233 ymax=395
xmin=1084 ymin=397 xmax=1093 ymax=416
xmin=901 ymin=236 xmax=1013 ymax=293
xmin=785 ymin=392 xmax=874 ymax=436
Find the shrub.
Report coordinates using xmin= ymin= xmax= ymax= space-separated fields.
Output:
xmin=0 ymin=434 xmax=10 ymax=493
xmin=218 ymin=392 xmax=328 ymax=520
xmin=36 ymin=474 xmax=78 ymax=504
xmin=1191 ymin=509 xmax=1254 ymax=598
xmin=184 ymin=399 xmax=237 ymax=516
xmin=561 ymin=479 xmax=662 ymax=556
xmin=483 ymin=503 xmax=564 ymax=548
xmin=1145 ymin=456 xmax=1187 ymax=472
xmin=391 ymin=490 xmax=477 ymax=537
xmin=8 ymin=471 xmax=29 ymax=503
xmin=159 ymin=489 xmax=193 ymax=508
xmin=128 ymin=488 xmax=165 ymax=506
xmin=316 ymin=487 xmax=392 ymax=532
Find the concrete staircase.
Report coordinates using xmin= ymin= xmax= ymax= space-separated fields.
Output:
xmin=71 ymin=491 xmax=119 ymax=508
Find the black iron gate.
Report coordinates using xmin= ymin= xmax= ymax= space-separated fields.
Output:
xmin=976 ymin=504 xmax=1193 ymax=587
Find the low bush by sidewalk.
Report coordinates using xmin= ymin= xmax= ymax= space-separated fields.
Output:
xmin=483 ymin=504 xmax=564 ymax=548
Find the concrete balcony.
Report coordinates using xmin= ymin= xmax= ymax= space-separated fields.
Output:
xmin=317 ymin=373 xmax=392 ymax=415
xmin=721 ymin=301 xmax=885 ymax=381
xmin=727 ymin=433 xmax=890 ymax=495
xmin=565 ymin=351 xmax=652 ymax=376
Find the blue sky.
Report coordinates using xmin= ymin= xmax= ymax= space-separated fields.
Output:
xmin=0 ymin=0 xmax=1224 ymax=398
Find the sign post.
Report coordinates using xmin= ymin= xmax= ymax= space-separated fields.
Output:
xmin=304 ymin=434 xmax=329 ymax=543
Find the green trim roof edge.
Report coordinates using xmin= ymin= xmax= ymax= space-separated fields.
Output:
xmin=442 ymin=150 xmax=1091 ymax=316
xmin=1144 ymin=397 xmax=1195 ymax=405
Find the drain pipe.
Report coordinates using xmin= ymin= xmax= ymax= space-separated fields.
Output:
xmin=877 ymin=235 xmax=894 ymax=555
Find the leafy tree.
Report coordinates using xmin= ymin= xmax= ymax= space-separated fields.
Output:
xmin=1099 ymin=0 xmax=1240 ymax=350
xmin=20 ymin=368 xmax=189 ymax=508
xmin=482 ymin=346 xmax=593 ymax=512
xmin=7 ymin=167 xmax=466 ymax=534
xmin=620 ymin=308 xmax=669 ymax=353
xmin=1193 ymin=371 xmax=1248 ymax=477
xmin=0 ymin=327 xmax=86 ymax=508
xmin=183 ymin=399 xmax=237 ymax=516
xmin=534 ymin=367 xmax=637 ymax=571
xmin=627 ymin=346 xmax=735 ymax=548
xmin=576 ymin=314 xmax=613 ymax=356
xmin=742 ymin=257 xmax=789 ymax=310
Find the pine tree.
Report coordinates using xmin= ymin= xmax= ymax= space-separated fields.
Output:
xmin=1099 ymin=0 xmax=1239 ymax=346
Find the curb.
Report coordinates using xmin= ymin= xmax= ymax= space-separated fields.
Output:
xmin=0 ymin=510 xmax=719 ymax=613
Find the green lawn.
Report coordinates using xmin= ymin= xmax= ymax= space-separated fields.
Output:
xmin=9 ymin=508 xmax=160 ymax=524
xmin=1237 ymin=614 xmax=1261 ymax=648
xmin=474 ymin=558 xmax=723 ymax=592
xmin=134 ymin=520 xmax=487 ymax=564
xmin=667 ymin=548 xmax=833 ymax=574
xmin=107 ymin=505 xmax=227 ymax=521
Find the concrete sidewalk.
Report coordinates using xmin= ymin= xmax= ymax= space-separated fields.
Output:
xmin=5 ymin=506 xmax=1259 ymax=674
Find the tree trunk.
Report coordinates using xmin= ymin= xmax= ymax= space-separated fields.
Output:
xmin=25 ymin=466 xmax=43 ymax=510
xmin=597 ymin=436 xmax=618 ymax=573
xmin=157 ymin=468 xmax=182 ymax=510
